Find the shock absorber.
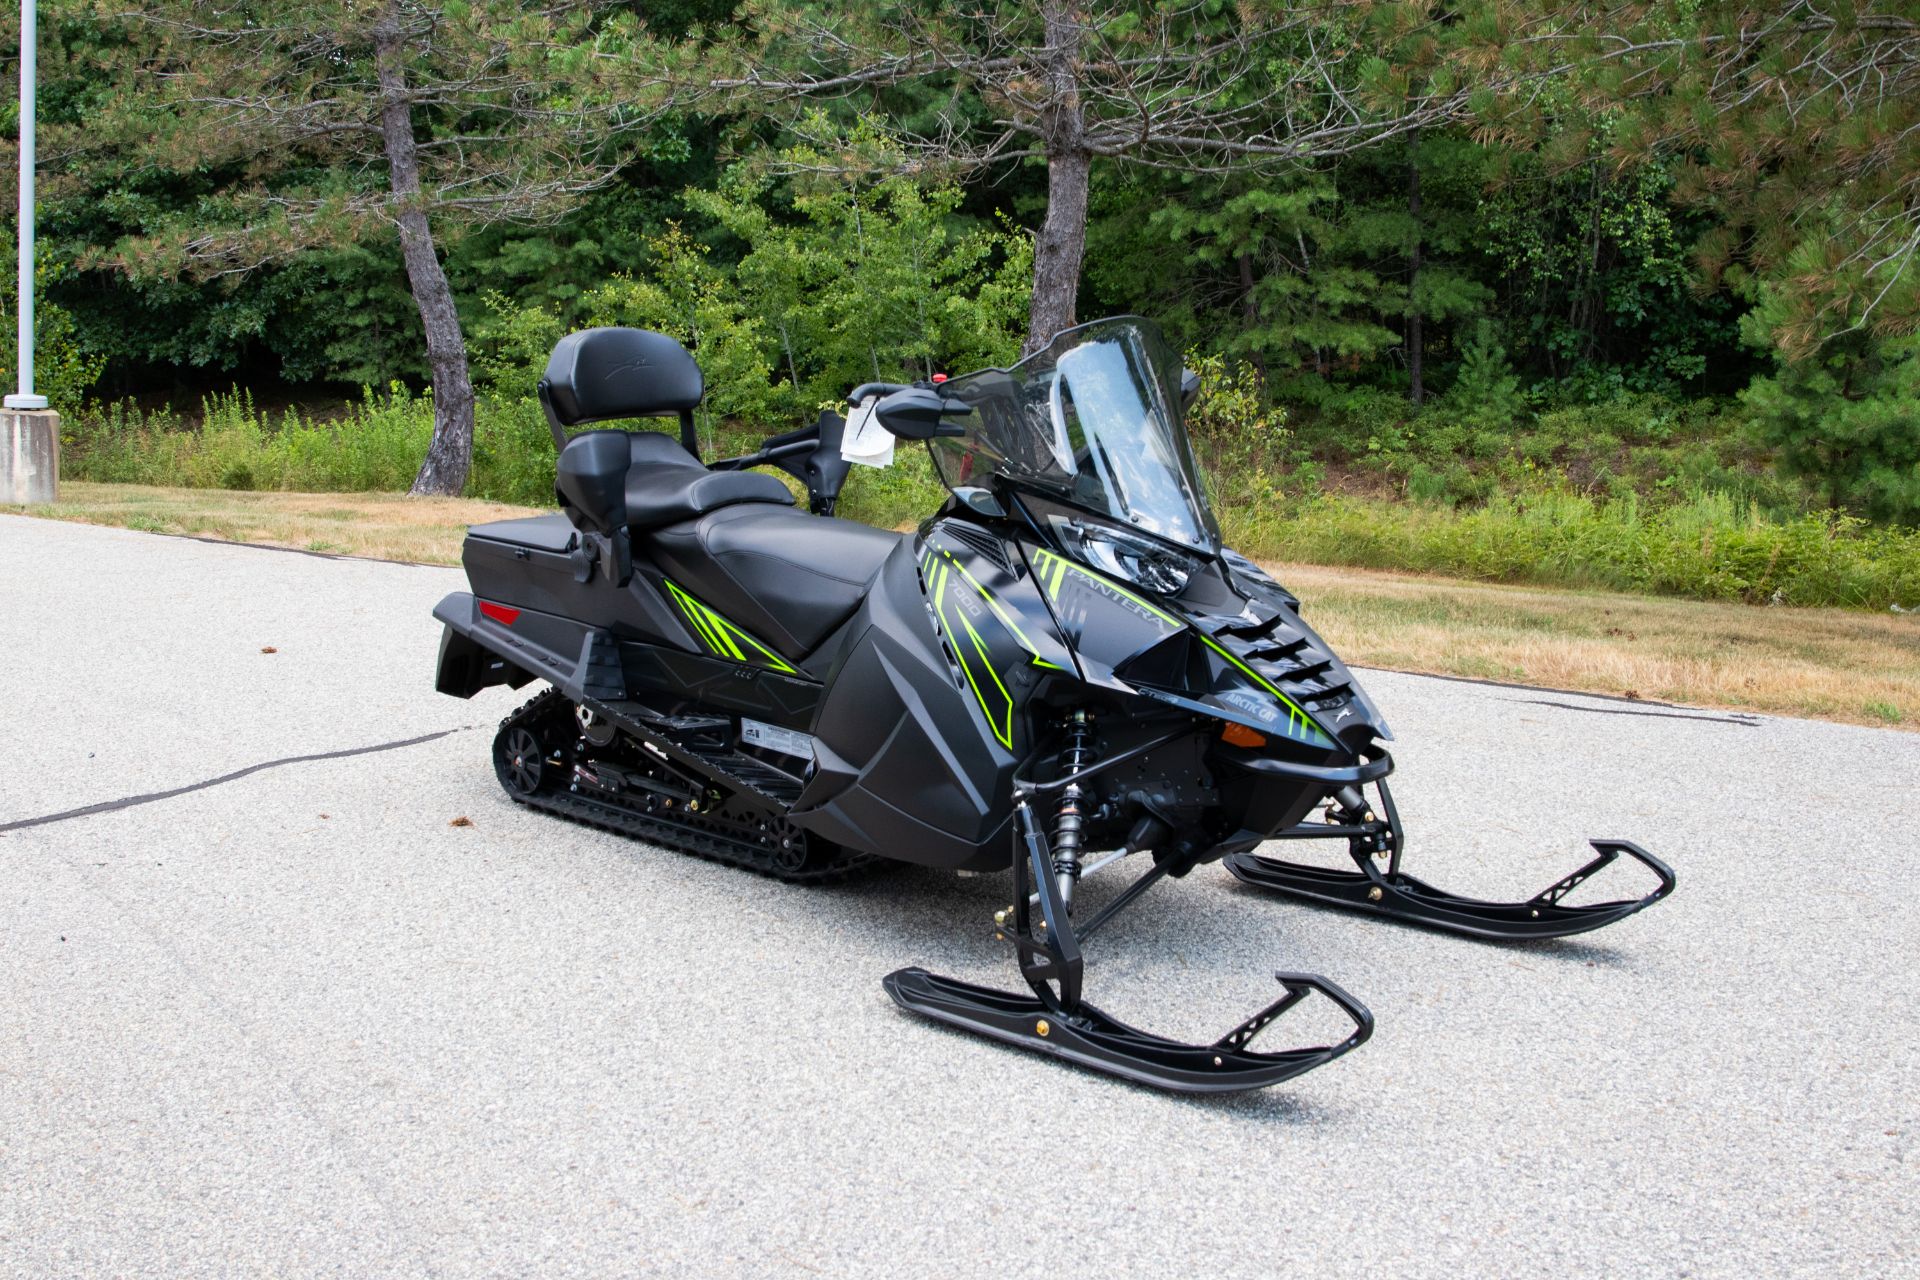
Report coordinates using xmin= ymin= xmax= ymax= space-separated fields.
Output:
xmin=1052 ymin=710 xmax=1094 ymax=912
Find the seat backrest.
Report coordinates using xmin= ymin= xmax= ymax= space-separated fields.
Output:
xmin=555 ymin=430 xmax=631 ymax=536
xmin=539 ymin=328 xmax=704 ymax=456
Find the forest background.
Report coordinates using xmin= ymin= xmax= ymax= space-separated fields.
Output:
xmin=7 ymin=0 xmax=1920 ymax=611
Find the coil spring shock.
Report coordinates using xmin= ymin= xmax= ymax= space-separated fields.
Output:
xmin=1052 ymin=710 xmax=1094 ymax=911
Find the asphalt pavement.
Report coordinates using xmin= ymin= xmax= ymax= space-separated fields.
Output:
xmin=2 ymin=513 xmax=1914 ymax=1278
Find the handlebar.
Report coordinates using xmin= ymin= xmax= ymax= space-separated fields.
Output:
xmin=847 ymin=381 xmax=913 ymax=405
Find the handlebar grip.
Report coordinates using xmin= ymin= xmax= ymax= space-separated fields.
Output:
xmin=848 ymin=381 xmax=912 ymax=405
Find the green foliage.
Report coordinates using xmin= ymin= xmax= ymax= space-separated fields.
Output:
xmin=20 ymin=0 xmax=1920 ymax=603
xmin=1440 ymin=322 xmax=1527 ymax=431
xmin=63 ymin=386 xmax=554 ymax=504
xmin=575 ymin=223 xmax=785 ymax=444
xmin=1473 ymin=152 xmax=1747 ymax=398
xmin=1184 ymin=353 xmax=1289 ymax=446
xmin=474 ymin=173 xmax=1031 ymax=438
xmin=1231 ymin=489 xmax=1920 ymax=611
xmin=0 ymin=255 xmax=103 ymax=413
xmin=1088 ymin=139 xmax=1496 ymax=398
xmin=1742 ymin=326 xmax=1920 ymax=524
xmin=57 ymin=374 xmax=1920 ymax=611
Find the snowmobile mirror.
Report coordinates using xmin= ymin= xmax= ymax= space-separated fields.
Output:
xmin=874 ymin=386 xmax=971 ymax=441
xmin=1180 ymin=367 xmax=1203 ymax=414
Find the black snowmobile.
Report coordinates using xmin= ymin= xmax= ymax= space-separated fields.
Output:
xmin=431 ymin=316 xmax=1674 ymax=1093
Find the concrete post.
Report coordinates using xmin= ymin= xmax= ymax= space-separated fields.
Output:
xmin=2 ymin=408 xmax=58 ymax=503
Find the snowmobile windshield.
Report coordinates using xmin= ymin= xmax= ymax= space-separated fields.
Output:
xmin=932 ymin=318 xmax=1219 ymax=551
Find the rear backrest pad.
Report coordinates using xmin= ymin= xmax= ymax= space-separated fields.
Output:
xmin=543 ymin=328 xmax=704 ymax=427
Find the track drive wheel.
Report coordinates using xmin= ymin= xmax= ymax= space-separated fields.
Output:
xmin=496 ymin=725 xmax=546 ymax=796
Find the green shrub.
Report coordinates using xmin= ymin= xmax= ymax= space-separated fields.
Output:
xmin=1743 ymin=331 xmax=1920 ymax=524
xmin=65 ymin=386 xmax=563 ymax=507
xmin=1236 ymin=487 xmax=1920 ymax=609
xmin=1 ymin=258 xmax=103 ymax=414
xmin=1440 ymin=321 xmax=1527 ymax=432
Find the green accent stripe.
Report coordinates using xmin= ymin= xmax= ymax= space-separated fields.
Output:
xmin=723 ymin=619 xmax=797 ymax=673
xmin=956 ymin=608 xmax=1015 ymax=747
xmin=1033 ymin=548 xmax=1177 ymax=624
xmin=702 ymin=604 xmax=747 ymax=661
xmin=665 ymin=580 xmax=725 ymax=653
xmin=1196 ymin=634 xmax=1327 ymax=745
xmin=928 ymin=559 xmax=1015 ymax=749
xmin=662 ymin=579 xmax=797 ymax=674
xmin=932 ymin=543 xmax=1070 ymax=676
xmin=1031 ymin=548 xmax=1331 ymax=748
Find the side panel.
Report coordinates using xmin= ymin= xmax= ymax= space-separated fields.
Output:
xmin=462 ymin=527 xmax=702 ymax=654
xmin=658 ymin=576 xmax=799 ymax=674
xmin=431 ymin=590 xmax=819 ymax=727
xmin=791 ymin=533 xmax=1031 ymax=871
xmin=918 ymin=521 xmax=1077 ymax=749
xmin=1025 ymin=543 xmax=1336 ymax=751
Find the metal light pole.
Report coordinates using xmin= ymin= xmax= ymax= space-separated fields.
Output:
xmin=3 ymin=0 xmax=55 ymax=504
xmin=5 ymin=0 xmax=45 ymax=411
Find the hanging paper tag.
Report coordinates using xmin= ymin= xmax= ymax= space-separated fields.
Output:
xmin=840 ymin=398 xmax=895 ymax=469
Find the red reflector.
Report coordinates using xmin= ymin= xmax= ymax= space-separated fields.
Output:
xmin=479 ymin=601 xmax=521 ymax=626
xmin=931 ymin=373 xmax=948 ymax=383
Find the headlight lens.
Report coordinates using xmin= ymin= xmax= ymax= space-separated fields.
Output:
xmin=1049 ymin=516 xmax=1197 ymax=595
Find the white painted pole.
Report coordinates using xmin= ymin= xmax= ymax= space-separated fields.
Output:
xmin=6 ymin=0 xmax=46 ymax=411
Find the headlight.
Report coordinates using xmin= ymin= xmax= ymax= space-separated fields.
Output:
xmin=1048 ymin=515 xmax=1197 ymax=595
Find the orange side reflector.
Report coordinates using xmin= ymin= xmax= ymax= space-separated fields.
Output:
xmin=1220 ymin=723 xmax=1267 ymax=749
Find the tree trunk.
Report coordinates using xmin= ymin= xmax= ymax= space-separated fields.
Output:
xmin=376 ymin=7 xmax=476 ymax=497
xmin=1407 ymin=129 xmax=1424 ymax=407
xmin=1024 ymin=0 xmax=1088 ymax=356
xmin=1237 ymin=253 xmax=1267 ymax=383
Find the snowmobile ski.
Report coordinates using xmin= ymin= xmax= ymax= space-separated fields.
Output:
xmin=883 ymin=967 xmax=1373 ymax=1094
xmin=1224 ymin=778 xmax=1674 ymax=941
xmin=885 ymin=797 xmax=1372 ymax=1094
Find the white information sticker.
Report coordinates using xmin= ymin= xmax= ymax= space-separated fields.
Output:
xmin=740 ymin=717 xmax=815 ymax=762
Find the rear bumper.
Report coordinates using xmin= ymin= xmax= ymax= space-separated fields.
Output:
xmin=432 ymin=592 xmax=535 ymax=698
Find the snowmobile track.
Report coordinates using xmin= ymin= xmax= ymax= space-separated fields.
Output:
xmin=493 ymin=688 xmax=879 ymax=886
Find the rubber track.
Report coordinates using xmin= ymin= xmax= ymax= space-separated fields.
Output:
xmin=494 ymin=689 xmax=878 ymax=885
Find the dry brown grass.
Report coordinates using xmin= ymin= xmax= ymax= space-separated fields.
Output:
xmin=1266 ymin=560 xmax=1918 ymax=729
xmin=7 ymin=482 xmax=1914 ymax=729
xmin=3 ymin=481 xmax=540 ymax=565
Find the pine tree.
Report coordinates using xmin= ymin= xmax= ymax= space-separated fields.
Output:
xmin=1499 ymin=1 xmax=1920 ymax=354
xmin=713 ymin=1 xmax=1483 ymax=353
xmin=47 ymin=0 xmax=673 ymax=494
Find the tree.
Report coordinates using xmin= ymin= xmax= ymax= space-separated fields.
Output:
xmin=54 ymin=0 xmax=673 ymax=493
xmin=716 ymin=1 xmax=1481 ymax=352
xmin=1496 ymin=1 xmax=1920 ymax=356
xmin=1742 ymin=291 xmax=1920 ymax=522
xmin=1081 ymin=134 xmax=1491 ymax=399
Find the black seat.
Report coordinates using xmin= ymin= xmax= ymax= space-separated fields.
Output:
xmin=626 ymin=430 xmax=704 ymax=474
xmin=648 ymin=505 xmax=904 ymax=658
xmin=620 ymin=431 xmax=794 ymax=531
xmin=558 ymin=427 xmax=795 ymax=535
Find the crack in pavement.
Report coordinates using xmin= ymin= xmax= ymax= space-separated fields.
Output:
xmin=0 ymin=726 xmax=479 ymax=834
xmin=1508 ymin=697 xmax=1761 ymax=726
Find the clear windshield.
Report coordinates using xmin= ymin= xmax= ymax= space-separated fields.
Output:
xmin=931 ymin=318 xmax=1219 ymax=551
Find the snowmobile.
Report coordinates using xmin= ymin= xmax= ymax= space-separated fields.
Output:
xmin=430 ymin=316 xmax=1674 ymax=1094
